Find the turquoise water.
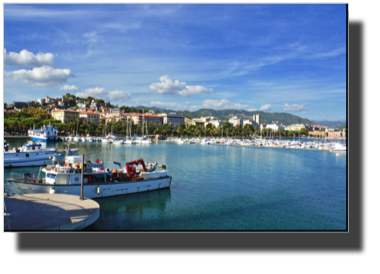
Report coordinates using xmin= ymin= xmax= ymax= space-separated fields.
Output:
xmin=4 ymin=139 xmax=347 ymax=230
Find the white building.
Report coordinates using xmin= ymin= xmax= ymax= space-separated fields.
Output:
xmin=243 ymin=119 xmax=259 ymax=127
xmin=284 ymin=124 xmax=306 ymax=131
xmin=253 ymin=114 xmax=260 ymax=126
xmin=228 ymin=117 xmax=243 ymax=127
xmin=205 ymin=120 xmax=223 ymax=128
xmin=109 ymin=108 xmax=121 ymax=114
xmin=266 ymin=124 xmax=285 ymax=131
xmin=77 ymin=103 xmax=86 ymax=108
xmin=58 ymin=101 xmax=65 ymax=107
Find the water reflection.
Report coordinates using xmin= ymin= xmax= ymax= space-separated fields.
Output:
xmin=84 ymin=188 xmax=171 ymax=230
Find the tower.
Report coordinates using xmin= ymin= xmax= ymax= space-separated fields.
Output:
xmin=253 ymin=114 xmax=260 ymax=125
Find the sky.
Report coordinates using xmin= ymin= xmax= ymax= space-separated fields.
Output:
xmin=3 ymin=4 xmax=347 ymax=121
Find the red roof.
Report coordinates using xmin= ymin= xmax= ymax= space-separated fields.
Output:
xmin=80 ymin=111 xmax=100 ymax=115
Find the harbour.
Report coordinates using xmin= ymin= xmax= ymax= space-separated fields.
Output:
xmin=4 ymin=138 xmax=347 ymax=231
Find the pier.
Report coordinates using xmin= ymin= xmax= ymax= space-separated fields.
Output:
xmin=4 ymin=194 xmax=99 ymax=231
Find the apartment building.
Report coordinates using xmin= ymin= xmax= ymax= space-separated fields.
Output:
xmin=79 ymin=111 xmax=101 ymax=125
xmin=51 ymin=109 xmax=79 ymax=124
xmin=158 ymin=113 xmax=185 ymax=128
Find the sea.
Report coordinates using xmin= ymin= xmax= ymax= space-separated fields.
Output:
xmin=4 ymin=138 xmax=347 ymax=231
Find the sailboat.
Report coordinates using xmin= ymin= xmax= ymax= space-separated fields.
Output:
xmin=124 ymin=118 xmax=136 ymax=145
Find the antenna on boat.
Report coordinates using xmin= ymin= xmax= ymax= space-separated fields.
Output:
xmin=80 ymin=153 xmax=85 ymax=200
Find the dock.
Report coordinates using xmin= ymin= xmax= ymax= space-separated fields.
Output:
xmin=4 ymin=194 xmax=99 ymax=231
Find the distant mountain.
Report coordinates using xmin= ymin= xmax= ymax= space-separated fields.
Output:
xmin=314 ymin=120 xmax=346 ymax=127
xmin=135 ymin=106 xmax=319 ymax=126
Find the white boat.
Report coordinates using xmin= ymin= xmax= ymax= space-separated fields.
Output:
xmin=4 ymin=140 xmax=10 ymax=150
xmin=28 ymin=124 xmax=58 ymax=142
xmin=124 ymin=138 xmax=136 ymax=145
xmin=176 ymin=139 xmax=186 ymax=144
xmin=7 ymin=158 xmax=172 ymax=199
xmin=330 ymin=143 xmax=346 ymax=152
xmin=73 ymin=136 xmax=80 ymax=142
xmin=112 ymin=139 xmax=124 ymax=145
xmin=4 ymin=142 xmax=65 ymax=168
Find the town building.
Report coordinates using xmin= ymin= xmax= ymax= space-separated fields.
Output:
xmin=266 ymin=124 xmax=285 ymax=131
xmin=327 ymin=131 xmax=343 ymax=138
xmin=13 ymin=101 xmax=32 ymax=110
xmin=45 ymin=96 xmax=53 ymax=104
xmin=130 ymin=113 xmax=163 ymax=125
xmin=51 ymin=109 xmax=79 ymax=124
xmin=207 ymin=120 xmax=224 ymax=128
xmin=79 ymin=111 xmax=101 ymax=125
xmin=253 ymin=114 xmax=260 ymax=126
xmin=186 ymin=120 xmax=206 ymax=127
xmin=104 ymin=116 xmax=129 ymax=125
xmin=148 ymin=110 xmax=156 ymax=114
xmin=260 ymin=124 xmax=267 ymax=131
xmin=284 ymin=124 xmax=307 ymax=131
xmin=158 ymin=113 xmax=185 ymax=128
xmin=77 ymin=103 xmax=87 ymax=108
xmin=109 ymin=108 xmax=121 ymax=114
xmin=37 ymin=99 xmax=45 ymax=105
xmin=58 ymin=101 xmax=65 ymax=107
xmin=228 ymin=117 xmax=243 ymax=127
xmin=309 ymin=131 xmax=326 ymax=137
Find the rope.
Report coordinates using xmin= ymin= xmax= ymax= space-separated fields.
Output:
xmin=171 ymin=179 xmax=180 ymax=188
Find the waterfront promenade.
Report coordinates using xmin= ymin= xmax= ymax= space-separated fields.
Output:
xmin=4 ymin=194 xmax=100 ymax=231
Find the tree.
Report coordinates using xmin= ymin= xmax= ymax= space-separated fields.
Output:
xmin=65 ymin=93 xmax=71 ymax=98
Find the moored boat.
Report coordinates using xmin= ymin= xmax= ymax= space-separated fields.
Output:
xmin=7 ymin=157 xmax=172 ymax=198
xmin=4 ymin=141 xmax=65 ymax=168
xmin=28 ymin=124 xmax=58 ymax=142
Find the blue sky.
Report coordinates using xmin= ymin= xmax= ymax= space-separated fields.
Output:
xmin=4 ymin=4 xmax=347 ymax=121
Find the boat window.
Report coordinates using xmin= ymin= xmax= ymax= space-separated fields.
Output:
xmin=36 ymin=153 xmax=39 ymax=155
xmin=46 ymin=174 xmax=56 ymax=179
xmin=32 ymin=146 xmax=35 ymax=150
xmin=26 ymin=153 xmax=29 ymax=157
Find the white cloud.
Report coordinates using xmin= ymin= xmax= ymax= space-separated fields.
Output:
xmin=150 ymin=101 xmax=182 ymax=109
xmin=4 ymin=48 xmax=55 ymax=67
xmin=149 ymin=75 xmax=212 ymax=97
xmin=4 ymin=66 xmax=75 ymax=87
xmin=284 ymin=103 xmax=308 ymax=111
xmin=202 ymin=99 xmax=249 ymax=110
xmin=100 ymin=22 xmax=141 ymax=33
xmin=76 ymin=87 xmax=131 ymax=102
xmin=60 ymin=85 xmax=79 ymax=91
xmin=314 ymin=47 xmax=346 ymax=58
xmin=260 ymin=104 xmax=272 ymax=111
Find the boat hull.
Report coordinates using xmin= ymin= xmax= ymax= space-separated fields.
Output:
xmin=4 ymin=154 xmax=65 ymax=168
xmin=8 ymin=176 xmax=172 ymax=199
xmin=30 ymin=136 xmax=57 ymax=142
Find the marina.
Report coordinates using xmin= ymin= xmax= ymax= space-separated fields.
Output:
xmin=4 ymin=138 xmax=347 ymax=230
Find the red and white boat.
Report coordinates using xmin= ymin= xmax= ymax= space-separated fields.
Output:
xmin=7 ymin=157 xmax=171 ymax=199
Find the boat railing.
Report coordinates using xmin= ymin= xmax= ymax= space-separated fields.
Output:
xmin=10 ymin=172 xmax=42 ymax=184
xmin=10 ymin=172 xmax=24 ymax=180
